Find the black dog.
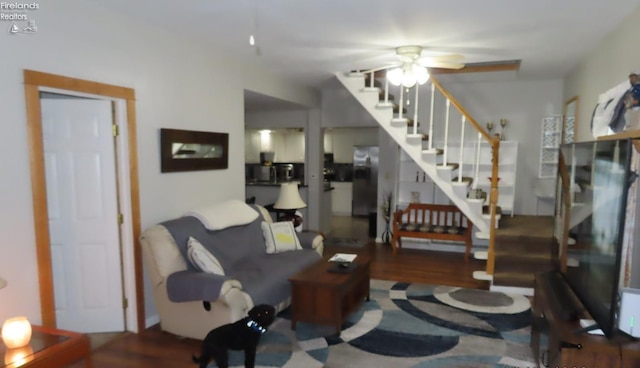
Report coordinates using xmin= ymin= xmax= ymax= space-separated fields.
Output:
xmin=193 ymin=304 xmax=276 ymax=368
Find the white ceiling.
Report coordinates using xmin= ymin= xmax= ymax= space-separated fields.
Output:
xmin=89 ymin=0 xmax=640 ymax=108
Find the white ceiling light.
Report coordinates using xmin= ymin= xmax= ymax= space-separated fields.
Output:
xmin=386 ymin=46 xmax=435 ymax=88
xmin=387 ymin=64 xmax=430 ymax=88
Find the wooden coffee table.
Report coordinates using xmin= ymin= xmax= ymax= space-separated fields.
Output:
xmin=289 ymin=253 xmax=371 ymax=334
xmin=0 ymin=325 xmax=91 ymax=368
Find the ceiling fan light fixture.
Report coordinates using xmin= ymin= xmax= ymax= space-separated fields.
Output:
xmin=387 ymin=67 xmax=403 ymax=86
xmin=401 ymin=68 xmax=417 ymax=88
xmin=413 ymin=64 xmax=430 ymax=85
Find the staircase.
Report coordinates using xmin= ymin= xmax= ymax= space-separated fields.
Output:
xmin=336 ymin=72 xmax=495 ymax=232
xmin=335 ymin=70 xmax=502 ymax=281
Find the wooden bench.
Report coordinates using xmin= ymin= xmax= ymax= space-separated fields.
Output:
xmin=391 ymin=203 xmax=473 ymax=261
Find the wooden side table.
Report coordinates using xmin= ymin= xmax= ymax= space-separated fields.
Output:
xmin=1 ymin=325 xmax=91 ymax=368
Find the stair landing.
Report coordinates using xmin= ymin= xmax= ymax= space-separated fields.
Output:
xmin=495 ymin=215 xmax=554 ymax=238
xmin=492 ymin=215 xmax=556 ymax=289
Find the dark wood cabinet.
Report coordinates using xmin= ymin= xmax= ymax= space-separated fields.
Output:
xmin=531 ymin=272 xmax=640 ymax=367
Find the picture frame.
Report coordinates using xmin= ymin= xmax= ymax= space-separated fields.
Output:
xmin=160 ymin=128 xmax=229 ymax=172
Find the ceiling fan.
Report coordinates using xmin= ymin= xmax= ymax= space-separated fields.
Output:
xmin=382 ymin=45 xmax=466 ymax=87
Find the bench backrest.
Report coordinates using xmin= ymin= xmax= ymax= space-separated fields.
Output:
xmin=393 ymin=203 xmax=472 ymax=228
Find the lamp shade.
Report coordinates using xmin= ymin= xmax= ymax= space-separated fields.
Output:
xmin=1 ymin=317 xmax=32 ymax=349
xmin=273 ymin=183 xmax=307 ymax=210
xmin=0 ymin=277 xmax=6 ymax=290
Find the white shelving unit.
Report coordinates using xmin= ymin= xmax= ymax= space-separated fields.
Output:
xmin=396 ymin=141 xmax=519 ymax=214
xmin=396 ymin=153 xmax=449 ymax=209
xmin=539 ymin=115 xmax=564 ymax=178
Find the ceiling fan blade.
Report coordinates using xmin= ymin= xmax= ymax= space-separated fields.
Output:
xmin=421 ymin=61 xmax=466 ymax=69
xmin=424 ymin=53 xmax=465 ymax=61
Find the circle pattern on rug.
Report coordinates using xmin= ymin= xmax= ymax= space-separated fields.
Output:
xmin=214 ymin=280 xmax=534 ymax=367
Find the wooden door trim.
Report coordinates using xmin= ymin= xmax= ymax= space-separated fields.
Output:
xmin=23 ymin=69 xmax=144 ymax=333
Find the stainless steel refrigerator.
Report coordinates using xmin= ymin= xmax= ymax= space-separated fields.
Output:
xmin=352 ymin=146 xmax=379 ymax=217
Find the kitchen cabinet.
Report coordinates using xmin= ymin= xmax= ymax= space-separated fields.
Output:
xmin=324 ymin=128 xmax=379 ymax=163
xmin=332 ymin=131 xmax=354 ymax=163
xmin=283 ymin=130 xmax=305 ymax=162
xmin=331 ymin=182 xmax=352 ymax=215
xmin=245 ymin=130 xmax=261 ymax=163
xmin=324 ymin=131 xmax=333 ymax=153
xmin=245 ymin=129 xmax=305 ymax=163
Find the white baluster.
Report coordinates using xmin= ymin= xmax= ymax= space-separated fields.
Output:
xmin=473 ymin=132 xmax=482 ymax=190
xmin=442 ymin=99 xmax=451 ymax=166
xmin=590 ymin=141 xmax=597 ymax=185
xmin=612 ymin=140 xmax=620 ymax=172
xmin=397 ymin=86 xmax=404 ymax=120
xmin=570 ymin=143 xmax=576 ymax=205
xmin=413 ymin=85 xmax=419 ymax=135
xmin=369 ymin=71 xmax=375 ymax=88
xmin=429 ymin=83 xmax=435 ymax=151
xmin=458 ymin=116 xmax=466 ymax=183
xmin=384 ymin=77 xmax=389 ymax=104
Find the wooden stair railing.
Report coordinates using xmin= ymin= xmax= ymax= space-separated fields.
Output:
xmin=557 ymin=152 xmax=573 ymax=273
xmin=431 ymin=75 xmax=502 ymax=276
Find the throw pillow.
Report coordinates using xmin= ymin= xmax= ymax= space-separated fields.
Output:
xmin=187 ymin=237 xmax=225 ymax=275
xmin=261 ymin=221 xmax=302 ymax=254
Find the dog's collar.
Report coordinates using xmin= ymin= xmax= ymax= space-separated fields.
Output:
xmin=246 ymin=319 xmax=267 ymax=334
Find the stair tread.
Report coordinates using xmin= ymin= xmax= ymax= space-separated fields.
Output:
xmin=482 ymin=205 xmax=503 ymax=216
xmin=437 ymin=162 xmax=460 ymax=171
xmin=452 ymin=176 xmax=473 ymax=185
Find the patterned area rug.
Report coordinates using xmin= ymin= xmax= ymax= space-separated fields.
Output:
xmin=322 ymin=237 xmax=369 ymax=248
xmin=214 ymin=279 xmax=536 ymax=368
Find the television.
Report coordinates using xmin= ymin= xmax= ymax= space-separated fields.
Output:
xmin=557 ymin=138 xmax=633 ymax=338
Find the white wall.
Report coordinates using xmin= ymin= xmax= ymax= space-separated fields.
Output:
xmin=0 ymin=0 xmax=318 ymax=327
xmin=564 ymin=6 xmax=640 ymax=142
xmin=322 ymin=88 xmax=379 ymax=127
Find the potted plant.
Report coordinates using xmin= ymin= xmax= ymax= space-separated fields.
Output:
xmin=380 ymin=192 xmax=393 ymax=245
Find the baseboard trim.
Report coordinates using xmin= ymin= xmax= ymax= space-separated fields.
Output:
xmin=401 ymin=239 xmax=486 ymax=255
xmin=145 ymin=314 xmax=160 ymax=329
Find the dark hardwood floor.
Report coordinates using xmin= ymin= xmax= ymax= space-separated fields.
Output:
xmin=74 ymin=215 xmax=490 ymax=367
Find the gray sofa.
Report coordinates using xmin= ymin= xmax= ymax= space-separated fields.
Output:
xmin=140 ymin=204 xmax=323 ymax=340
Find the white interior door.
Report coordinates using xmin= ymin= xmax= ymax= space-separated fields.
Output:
xmin=42 ymin=98 xmax=125 ymax=333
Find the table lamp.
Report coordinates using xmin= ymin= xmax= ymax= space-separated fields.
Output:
xmin=273 ymin=183 xmax=307 ymax=229
xmin=2 ymin=317 xmax=32 ymax=349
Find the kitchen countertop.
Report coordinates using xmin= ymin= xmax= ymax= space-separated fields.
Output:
xmin=246 ymin=180 xmax=334 ymax=191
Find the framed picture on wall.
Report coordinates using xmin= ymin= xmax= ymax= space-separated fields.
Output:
xmin=160 ymin=128 xmax=229 ymax=172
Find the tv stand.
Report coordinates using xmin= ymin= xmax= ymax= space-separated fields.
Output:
xmin=531 ymin=271 xmax=640 ymax=367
